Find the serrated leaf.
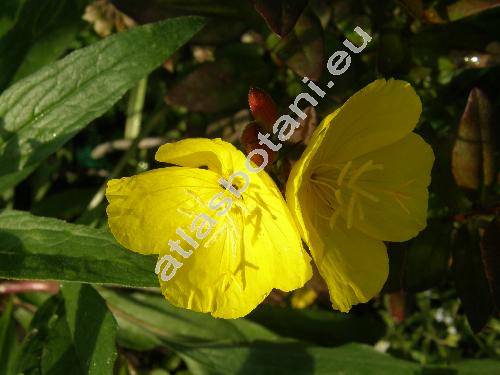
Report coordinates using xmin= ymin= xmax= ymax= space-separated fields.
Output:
xmin=274 ymin=10 xmax=324 ymax=80
xmin=251 ymin=0 xmax=308 ymax=37
xmin=0 ymin=16 xmax=206 ymax=193
xmin=0 ymin=209 xmax=157 ymax=287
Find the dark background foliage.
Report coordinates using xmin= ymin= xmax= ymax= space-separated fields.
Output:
xmin=0 ymin=0 xmax=499 ymax=374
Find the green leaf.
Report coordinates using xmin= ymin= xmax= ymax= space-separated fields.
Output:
xmin=0 ymin=16 xmax=206 ymax=192
xmin=248 ymin=305 xmax=385 ymax=346
xmin=0 ymin=209 xmax=157 ymax=287
xmin=44 ymin=283 xmax=117 ymax=375
xmin=453 ymin=359 xmax=500 ymax=374
xmin=99 ymin=289 xmax=280 ymax=351
xmin=176 ymin=342 xmax=420 ymax=375
xmin=15 ymin=295 xmax=61 ymax=374
xmin=0 ymin=296 xmax=20 ymax=375
xmin=0 ymin=0 xmax=86 ymax=91
xmin=0 ymin=0 xmax=23 ymax=38
xmin=100 ymin=290 xmax=421 ymax=374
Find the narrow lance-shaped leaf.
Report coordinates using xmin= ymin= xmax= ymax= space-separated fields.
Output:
xmin=451 ymin=88 xmax=495 ymax=190
xmin=0 ymin=209 xmax=157 ymax=287
xmin=0 ymin=16 xmax=206 ymax=193
xmin=273 ymin=10 xmax=324 ymax=80
xmin=451 ymin=224 xmax=494 ymax=333
xmin=57 ymin=284 xmax=118 ymax=375
xmin=480 ymin=217 xmax=500 ymax=311
xmin=251 ymin=0 xmax=308 ymax=37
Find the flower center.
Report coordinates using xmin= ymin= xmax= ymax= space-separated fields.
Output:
xmin=309 ymin=159 xmax=384 ymax=229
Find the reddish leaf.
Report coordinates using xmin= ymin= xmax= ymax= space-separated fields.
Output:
xmin=480 ymin=217 xmax=500 ymax=311
xmin=251 ymin=0 xmax=308 ymax=37
xmin=447 ymin=0 xmax=500 ymax=21
xmin=424 ymin=0 xmax=500 ymax=23
xmin=451 ymin=88 xmax=496 ymax=190
xmin=452 ymin=224 xmax=494 ymax=333
xmin=274 ymin=10 xmax=324 ymax=80
xmin=396 ymin=0 xmax=423 ymax=18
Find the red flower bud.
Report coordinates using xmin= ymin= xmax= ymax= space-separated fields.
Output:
xmin=248 ymin=87 xmax=278 ymax=131
xmin=241 ymin=122 xmax=277 ymax=168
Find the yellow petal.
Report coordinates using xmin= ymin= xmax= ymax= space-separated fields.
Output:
xmin=106 ymin=167 xmax=220 ymax=254
xmin=342 ymin=133 xmax=434 ymax=242
xmin=307 ymin=78 xmax=422 ymax=165
xmin=155 ymin=138 xmax=245 ymax=176
xmin=287 ymin=168 xmax=388 ymax=311
xmin=106 ymin=139 xmax=311 ymax=318
xmin=308 ymin=214 xmax=387 ymax=312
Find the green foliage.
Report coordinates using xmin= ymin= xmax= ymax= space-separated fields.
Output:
xmin=0 ymin=209 xmax=157 ymax=286
xmin=0 ymin=0 xmax=499 ymax=373
xmin=0 ymin=15 xmax=205 ymax=192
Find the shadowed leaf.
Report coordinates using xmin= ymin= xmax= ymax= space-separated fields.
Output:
xmin=451 ymin=224 xmax=494 ymax=332
xmin=451 ymin=88 xmax=495 ymax=191
xmin=251 ymin=0 xmax=308 ymax=37
xmin=0 ymin=209 xmax=157 ymax=287
xmin=274 ymin=10 xmax=324 ymax=80
xmin=166 ymin=45 xmax=270 ymax=113
xmin=480 ymin=217 xmax=500 ymax=311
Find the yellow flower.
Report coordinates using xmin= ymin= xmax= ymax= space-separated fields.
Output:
xmin=106 ymin=138 xmax=312 ymax=318
xmin=285 ymin=79 xmax=434 ymax=312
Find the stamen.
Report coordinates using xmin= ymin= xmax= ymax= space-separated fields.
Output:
xmin=334 ymin=189 xmax=344 ymax=205
xmin=329 ymin=210 xmax=341 ymax=229
xmin=337 ymin=160 xmax=352 ymax=186
xmin=357 ymin=199 xmax=365 ymax=220
xmin=346 ymin=193 xmax=358 ymax=229
xmin=392 ymin=192 xmax=411 ymax=214
xmin=350 ymin=185 xmax=379 ymax=202
xmin=348 ymin=160 xmax=373 ymax=188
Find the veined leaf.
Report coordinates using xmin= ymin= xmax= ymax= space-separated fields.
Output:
xmin=43 ymin=284 xmax=117 ymax=375
xmin=99 ymin=289 xmax=280 ymax=351
xmin=0 ymin=16 xmax=206 ymax=193
xmin=0 ymin=209 xmax=157 ymax=287
xmin=0 ymin=0 xmax=87 ymax=90
xmin=175 ymin=342 xmax=420 ymax=375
